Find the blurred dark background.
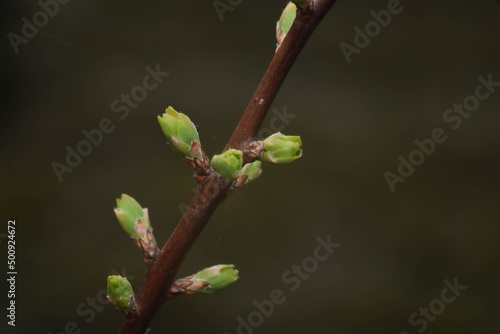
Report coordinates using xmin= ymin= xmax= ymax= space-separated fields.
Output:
xmin=1 ymin=0 xmax=499 ymax=333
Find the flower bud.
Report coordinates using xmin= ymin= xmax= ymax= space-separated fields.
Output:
xmin=211 ymin=149 xmax=243 ymax=181
xmin=276 ymin=2 xmax=297 ymax=47
xmin=114 ymin=194 xmax=151 ymax=239
xmin=261 ymin=132 xmax=302 ymax=164
xmin=189 ymin=264 xmax=239 ymax=294
xmin=240 ymin=161 xmax=262 ymax=184
xmin=157 ymin=106 xmax=201 ymax=159
xmin=107 ymin=275 xmax=135 ymax=310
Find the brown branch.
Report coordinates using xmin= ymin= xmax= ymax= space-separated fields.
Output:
xmin=118 ymin=1 xmax=337 ymax=333
xmin=225 ymin=0 xmax=337 ymax=151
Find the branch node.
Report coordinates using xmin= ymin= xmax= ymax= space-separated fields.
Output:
xmin=242 ymin=141 xmax=264 ymax=163
xmin=292 ymin=0 xmax=315 ymax=14
xmin=132 ymin=227 xmax=159 ymax=265
xmin=226 ymin=174 xmax=249 ymax=195
xmin=167 ymin=275 xmax=210 ymax=299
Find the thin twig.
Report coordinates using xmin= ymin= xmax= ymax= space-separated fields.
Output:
xmin=118 ymin=1 xmax=337 ymax=332
xmin=225 ymin=0 xmax=336 ymax=151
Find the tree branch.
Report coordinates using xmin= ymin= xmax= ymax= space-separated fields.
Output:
xmin=118 ymin=1 xmax=337 ymax=333
xmin=225 ymin=0 xmax=337 ymax=151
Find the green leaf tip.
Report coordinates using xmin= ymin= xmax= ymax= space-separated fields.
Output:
xmin=158 ymin=106 xmax=202 ymax=159
xmin=262 ymin=132 xmax=302 ymax=164
xmin=211 ymin=149 xmax=244 ymax=182
xmin=114 ymin=194 xmax=151 ymax=239
xmin=276 ymin=2 xmax=297 ymax=47
xmin=190 ymin=264 xmax=239 ymax=294
xmin=107 ymin=275 xmax=135 ymax=310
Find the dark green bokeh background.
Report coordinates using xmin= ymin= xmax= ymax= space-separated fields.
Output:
xmin=1 ymin=0 xmax=500 ymax=333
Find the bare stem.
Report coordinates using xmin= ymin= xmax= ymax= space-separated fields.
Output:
xmin=118 ymin=1 xmax=337 ymax=333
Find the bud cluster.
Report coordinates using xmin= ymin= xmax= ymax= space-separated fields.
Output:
xmin=108 ymin=106 xmax=304 ymax=317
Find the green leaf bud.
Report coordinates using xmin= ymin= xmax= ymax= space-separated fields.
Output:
xmin=107 ymin=275 xmax=135 ymax=310
xmin=114 ymin=194 xmax=151 ymax=239
xmin=189 ymin=264 xmax=239 ymax=294
xmin=261 ymin=132 xmax=302 ymax=164
xmin=211 ymin=149 xmax=243 ymax=182
xmin=157 ymin=106 xmax=201 ymax=159
xmin=240 ymin=161 xmax=262 ymax=184
xmin=276 ymin=2 xmax=297 ymax=47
